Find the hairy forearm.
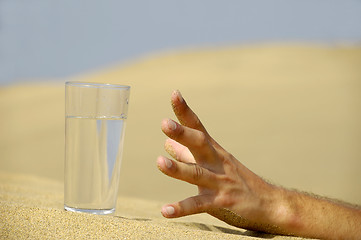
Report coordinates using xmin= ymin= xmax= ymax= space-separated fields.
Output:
xmin=275 ymin=188 xmax=361 ymax=239
xmin=211 ymin=185 xmax=361 ymax=239
xmin=208 ymin=186 xmax=361 ymax=239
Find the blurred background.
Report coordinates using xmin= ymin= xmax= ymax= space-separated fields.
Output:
xmin=1 ymin=0 xmax=361 ymax=85
xmin=1 ymin=0 xmax=361 ymax=207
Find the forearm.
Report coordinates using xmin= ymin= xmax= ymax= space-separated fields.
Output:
xmin=274 ymin=188 xmax=361 ymax=239
xmin=208 ymin=186 xmax=361 ymax=239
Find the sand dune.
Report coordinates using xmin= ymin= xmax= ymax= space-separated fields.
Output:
xmin=1 ymin=44 xmax=360 ymax=239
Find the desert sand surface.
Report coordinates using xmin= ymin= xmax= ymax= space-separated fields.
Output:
xmin=0 ymin=172 xmax=304 ymax=239
xmin=1 ymin=44 xmax=360 ymax=239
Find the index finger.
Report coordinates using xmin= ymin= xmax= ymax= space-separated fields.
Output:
xmin=157 ymin=155 xmax=219 ymax=189
xmin=171 ymin=90 xmax=220 ymax=148
xmin=171 ymin=90 xmax=208 ymax=134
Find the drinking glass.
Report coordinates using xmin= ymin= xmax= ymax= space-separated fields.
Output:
xmin=64 ymin=82 xmax=130 ymax=215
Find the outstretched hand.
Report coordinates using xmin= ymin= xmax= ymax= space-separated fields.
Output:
xmin=157 ymin=90 xmax=361 ymax=239
xmin=157 ymin=90 xmax=289 ymax=234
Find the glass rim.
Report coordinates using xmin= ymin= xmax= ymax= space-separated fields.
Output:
xmin=65 ymin=81 xmax=130 ymax=89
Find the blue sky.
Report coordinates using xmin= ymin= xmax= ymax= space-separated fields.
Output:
xmin=1 ymin=0 xmax=360 ymax=85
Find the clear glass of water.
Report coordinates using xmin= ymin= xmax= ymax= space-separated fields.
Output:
xmin=64 ymin=82 xmax=130 ymax=215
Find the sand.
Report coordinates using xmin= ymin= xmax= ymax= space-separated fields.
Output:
xmin=0 ymin=172 xmax=305 ymax=239
xmin=1 ymin=44 xmax=360 ymax=239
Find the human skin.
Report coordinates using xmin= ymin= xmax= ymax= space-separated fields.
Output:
xmin=157 ymin=90 xmax=361 ymax=239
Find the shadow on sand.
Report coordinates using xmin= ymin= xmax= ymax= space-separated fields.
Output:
xmin=115 ymin=215 xmax=275 ymax=239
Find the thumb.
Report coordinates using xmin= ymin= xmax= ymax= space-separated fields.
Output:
xmin=161 ymin=194 xmax=214 ymax=218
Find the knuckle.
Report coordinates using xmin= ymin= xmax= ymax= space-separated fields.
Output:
xmin=216 ymin=188 xmax=238 ymax=208
xmin=191 ymin=164 xmax=204 ymax=182
xmin=194 ymin=132 xmax=208 ymax=148
xmin=193 ymin=116 xmax=202 ymax=128
xmin=192 ymin=197 xmax=204 ymax=210
xmin=175 ymin=125 xmax=185 ymax=138
xmin=214 ymin=176 xmax=239 ymax=208
xmin=218 ymin=151 xmax=233 ymax=165
xmin=219 ymin=175 xmax=237 ymax=185
xmin=191 ymin=197 xmax=208 ymax=213
xmin=217 ymin=194 xmax=236 ymax=208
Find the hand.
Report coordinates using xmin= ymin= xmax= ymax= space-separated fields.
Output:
xmin=157 ymin=90 xmax=290 ymax=234
xmin=157 ymin=90 xmax=361 ymax=239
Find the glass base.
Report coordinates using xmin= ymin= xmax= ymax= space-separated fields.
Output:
xmin=64 ymin=205 xmax=115 ymax=215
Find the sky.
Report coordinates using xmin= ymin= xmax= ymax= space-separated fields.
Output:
xmin=0 ymin=0 xmax=361 ymax=85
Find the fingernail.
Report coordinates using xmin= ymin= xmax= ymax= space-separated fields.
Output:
xmin=164 ymin=158 xmax=172 ymax=168
xmin=168 ymin=119 xmax=177 ymax=131
xmin=164 ymin=206 xmax=175 ymax=216
xmin=176 ymin=90 xmax=184 ymax=103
